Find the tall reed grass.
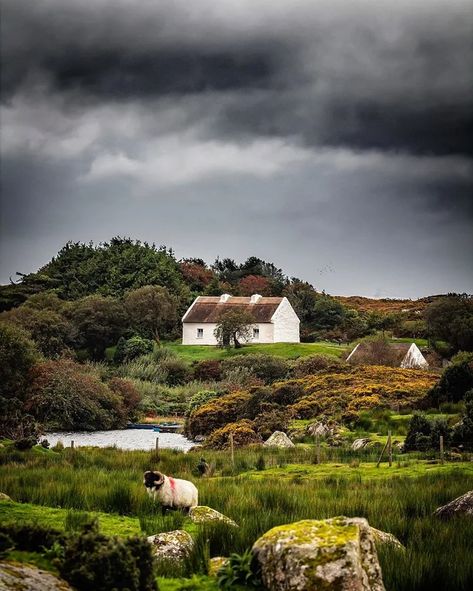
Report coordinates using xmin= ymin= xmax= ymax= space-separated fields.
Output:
xmin=0 ymin=445 xmax=472 ymax=590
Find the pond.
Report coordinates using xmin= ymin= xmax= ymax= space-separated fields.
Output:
xmin=45 ymin=429 xmax=195 ymax=451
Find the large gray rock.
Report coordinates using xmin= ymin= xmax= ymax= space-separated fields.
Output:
xmin=189 ymin=505 xmax=238 ymax=527
xmin=252 ymin=516 xmax=385 ymax=591
xmin=434 ymin=490 xmax=473 ymax=519
xmin=147 ymin=529 xmax=194 ymax=561
xmin=0 ymin=562 xmax=72 ymax=591
xmin=0 ymin=493 xmax=12 ymax=502
xmin=264 ymin=431 xmax=295 ymax=448
xmin=307 ymin=421 xmax=340 ymax=439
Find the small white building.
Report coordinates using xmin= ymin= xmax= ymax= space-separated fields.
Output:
xmin=182 ymin=293 xmax=300 ymax=345
xmin=346 ymin=342 xmax=429 ymax=369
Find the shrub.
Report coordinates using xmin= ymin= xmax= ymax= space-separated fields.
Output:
xmin=0 ymin=523 xmax=64 ymax=552
xmin=121 ymin=335 xmax=154 ymax=361
xmin=192 ymin=359 xmax=223 ymax=381
xmin=13 ymin=436 xmax=38 ymax=450
xmin=451 ymin=389 xmax=473 ymax=450
xmin=27 ymin=359 xmax=126 ymax=431
xmin=404 ymin=413 xmax=451 ymax=452
xmin=60 ymin=522 xmax=156 ymax=591
xmin=291 ymin=354 xmax=343 ymax=377
xmin=429 ymin=359 xmax=473 ymax=404
xmin=187 ymin=390 xmax=220 ymax=415
xmin=221 ymin=354 xmax=290 ymax=384
xmin=204 ymin=420 xmax=262 ymax=450
xmin=159 ymin=357 xmax=190 ymax=386
xmin=109 ymin=378 xmax=141 ymax=417
xmin=0 ymin=532 xmax=14 ymax=558
xmin=253 ymin=406 xmax=291 ymax=440
xmin=186 ymin=391 xmax=252 ymax=438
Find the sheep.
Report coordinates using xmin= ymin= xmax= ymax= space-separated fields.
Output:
xmin=143 ymin=470 xmax=198 ymax=514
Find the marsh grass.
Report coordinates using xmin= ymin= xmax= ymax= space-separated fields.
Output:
xmin=0 ymin=445 xmax=472 ymax=590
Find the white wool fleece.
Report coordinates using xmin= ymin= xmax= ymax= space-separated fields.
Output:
xmin=148 ymin=475 xmax=198 ymax=509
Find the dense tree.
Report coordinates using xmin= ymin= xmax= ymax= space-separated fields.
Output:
xmin=68 ymin=295 xmax=128 ymax=359
xmin=451 ymin=389 xmax=473 ymax=450
xmin=179 ymin=259 xmax=215 ymax=291
xmin=238 ymin=275 xmax=271 ymax=296
xmin=214 ymin=309 xmax=256 ymax=348
xmin=0 ymin=323 xmax=38 ymax=401
xmin=425 ymin=295 xmax=473 ymax=353
xmin=15 ymin=238 xmax=185 ymax=300
xmin=124 ymin=285 xmax=179 ymax=342
xmin=1 ymin=306 xmax=75 ymax=358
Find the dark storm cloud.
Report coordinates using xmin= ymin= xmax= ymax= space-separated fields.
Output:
xmin=2 ymin=0 xmax=472 ymax=156
xmin=1 ymin=1 xmax=472 ymax=296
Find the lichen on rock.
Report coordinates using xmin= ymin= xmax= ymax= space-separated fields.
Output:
xmin=370 ymin=527 xmax=404 ymax=550
xmin=208 ymin=556 xmax=229 ymax=576
xmin=0 ymin=562 xmax=73 ymax=591
xmin=189 ymin=505 xmax=238 ymax=527
xmin=252 ymin=516 xmax=385 ymax=591
xmin=264 ymin=431 xmax=295 ymax=448
xmin=147 ymin=529 xmax=194 ymax=561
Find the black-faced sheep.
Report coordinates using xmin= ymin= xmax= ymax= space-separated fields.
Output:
xmin=143 ymin=470 xmax=198 ymax=514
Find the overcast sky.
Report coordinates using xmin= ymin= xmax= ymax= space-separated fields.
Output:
xmin=1 ymin=0 xmax=472 ymax=298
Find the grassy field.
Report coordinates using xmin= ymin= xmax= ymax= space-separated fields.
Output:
xmin=0 ymin=443 xmax=472 ymax=590
xmin=165 ymin=341 xmax=348 ymax=361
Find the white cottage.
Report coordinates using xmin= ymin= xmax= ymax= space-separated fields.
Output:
xmin=346 ymin=342 xmax=429 ymax=369
xmin=182 ymin=294 xmax=300 ymax=345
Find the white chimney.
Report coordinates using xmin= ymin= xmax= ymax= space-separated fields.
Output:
xmin=250 ymin=294 xmax=262 ymax=304
xmin=219 ymin=293 xmax=232 ymax=303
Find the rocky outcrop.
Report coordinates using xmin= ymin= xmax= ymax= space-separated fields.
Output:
xmin=351 ymin=438 xmax=371 ymax=451
xmin=370 ymin=527 xmax=404 ymax=550
xmin=264 ymin=431 xmax=295 ymax=448
xmin=252 ymin=516 xmax=385 ymax=591
xmin=0 ymin=493 xmax=12 ymax=502
xmin=434 ymin=490 xmax=473 ymax=519
xmin=208 ymin=556 xmax=229 ymax=576
xmin=307 ymin=421 xmax=340 ymax=439
xmin=189 ymin=506 xmax=238 ymax=527
xmin=147 ymin=529 xmax=194 ymax=561
xmin=0 ymin=562 xmax=73 ymax=591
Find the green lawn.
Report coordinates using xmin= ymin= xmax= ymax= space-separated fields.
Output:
xmin=166 ymin=341 xmax=347 ymax=362
xmin=0 ymin=499 xmax=142 ymax=537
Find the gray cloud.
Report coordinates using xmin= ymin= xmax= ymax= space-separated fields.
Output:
xmin=1 ymin=0 xmax=472 ymax=296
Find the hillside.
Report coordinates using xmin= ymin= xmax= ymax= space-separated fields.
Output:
xmin=334 ymin=295 xmax=446 ymax=316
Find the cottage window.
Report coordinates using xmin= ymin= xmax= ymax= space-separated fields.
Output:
xmin=253 ymin=327 xmax=260 ymax=339
xmin=197 ymin=328 xmax=204 ymax=339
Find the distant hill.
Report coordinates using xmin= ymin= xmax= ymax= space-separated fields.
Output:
xmin=334 ymin=295 xmax=447 ymax=317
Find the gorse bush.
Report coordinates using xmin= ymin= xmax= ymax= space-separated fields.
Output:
xmin=60 ymin=521 xmax=157 ymax=591
xmin=221 ymin=354 xmax=290 ymax=384
xmin=203 ymin=420 xmax=262 ymax=450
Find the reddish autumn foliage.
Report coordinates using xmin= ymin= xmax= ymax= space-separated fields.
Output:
xmin=238 ymin=275 xmax=271 ymax=296
xmin=180 ymin=261 xmax=215 ymax=291
xmin=108 ymin=377 xmax=141 ymax=415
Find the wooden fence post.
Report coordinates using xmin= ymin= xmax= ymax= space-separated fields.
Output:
xmin=440 ymin=435 xmax=444 ymax=465
xmin=229 ymin=433 xmax=235 ymax=471
xmin=387 ymin=430 xmax=392 ymax=468
xmin=155 ymin=436 xmax=159 ymax=453
xmin=70 ymin=440 xmax=74 ymax=449
xmin=376 ymin=440 xmax=388 ymax=468
xmin=315 ymin=434 xmax=321 ymax=465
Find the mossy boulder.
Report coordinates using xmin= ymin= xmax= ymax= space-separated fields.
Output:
xmin=189 ymin=506 xmax=238 ymax=527
xmin=252 ymin=516 xmax=385 ymax=591
xmin=264 ymin=431 xmax=294 ymax=448
xmin=0 ymin=494 xmax=12 ymax=502
xmin=147 ymin=529 xmax=194 ymax=561
xmin=0 ymin=562 xmax=73 ymax=590
xmin=208 ymin=556 xmax=229 ymax=576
